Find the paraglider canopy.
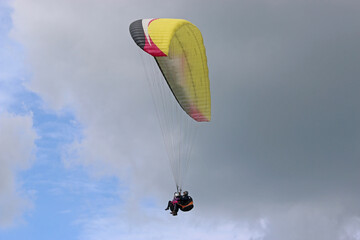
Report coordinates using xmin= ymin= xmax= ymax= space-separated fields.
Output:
xmin=130 ymin=18 xmax=211 ymax=122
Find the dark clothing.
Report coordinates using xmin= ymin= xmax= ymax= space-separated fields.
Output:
xmin=165 ymin=196 xmax=181 ymax=215
xmin=180 ymin=196 xmax=192 ymax=205
xmin=166 ymin=200 xmax=179 ymax=213
xmin=165 ymin=195 xmax=193 ymax=215
xmin=179 ymin=195 xmax=194 ymax=212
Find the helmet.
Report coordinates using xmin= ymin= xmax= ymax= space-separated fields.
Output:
xmin=174 ymin=192 xmax=180 ymax=197
xmin=183 ymin=191 xmax=188 ymax=196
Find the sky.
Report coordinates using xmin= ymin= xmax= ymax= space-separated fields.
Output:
xmin=1 ymin=0 xmax=360 ymax=239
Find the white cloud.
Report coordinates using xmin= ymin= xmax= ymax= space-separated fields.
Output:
xmin=10 ymin=0 xmax=360 ymax=239
xmin=0 ymin=112 xmax=37 ymax=228
xmin=340 ymin=217 xmax=360 ymax=240
xmin=75 ymin=203 xmax=266 ymax=240
xmin=11 ymin=0 xmax=180 ymax=196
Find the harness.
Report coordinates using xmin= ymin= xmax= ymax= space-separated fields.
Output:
xmin=179 ymin=201 xmax=193 ymax=208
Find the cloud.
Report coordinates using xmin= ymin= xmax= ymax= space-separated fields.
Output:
xmin=0 ymin=113 xmax=37 ymax=228
xmin=0 ymin=2 xmax=37 ymax=228
xmin=75 ymin=203 xmax=266 ymax=240
xmin=10 ymin=0 xmax=360 ymax=239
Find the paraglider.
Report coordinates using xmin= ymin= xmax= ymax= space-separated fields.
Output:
xmin=165 ymin=191 xmax=194 ymax=216
xmin=129 ymin=18 xmax=210 ymax=214
xmin=165 ymin=192 xmax=181 ymax=216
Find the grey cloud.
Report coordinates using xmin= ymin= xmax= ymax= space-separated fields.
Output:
xmin=11 ymin=0 xmax=360 ymax=238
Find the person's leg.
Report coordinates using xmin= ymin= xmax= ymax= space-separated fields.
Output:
xmin=170 ymin=203 xmax=175 ymax=212
xmin=165 ymin=201 xmax=172 ymax=210
xmin=172 ymin=204 xmax=179 ymax=216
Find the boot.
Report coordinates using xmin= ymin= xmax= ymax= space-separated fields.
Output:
xmin=165 ymin=207 xmax=169 ymax=210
